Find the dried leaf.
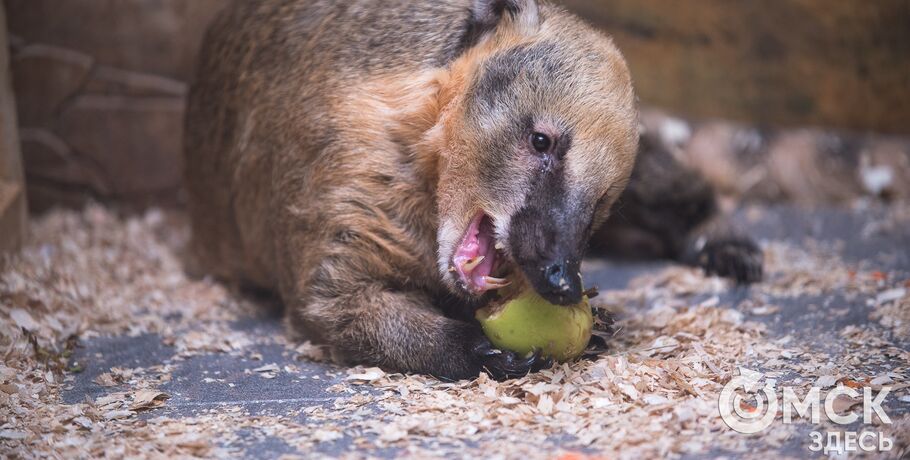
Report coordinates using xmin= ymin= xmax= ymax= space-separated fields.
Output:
xmin=814 ymin=375 xmax=838 ymax=388
xmin=103 ymin=410 xmax=135 ymax=420
xmin=312 ymin=428 xmax=343 ymax=443
xmin=870 ymin=375 xmax=893 ymax=387
xmin=537 ymin=394 xmax=554 ymax=415
xmin=252 ymin=363 xmax=280 ymax=373
xmin=830 ymin=394 xmax=862 ymax=416
xmin=10 ymin=308 xmax=40 ymax=332
xmin=130 ymin=389 xmax=169 ymax=411
xmin=346 ymin=367 xmax=385 ymax=383
xmin=377 ymin=424 xmax=407 ymax=442
xmin=0 ymin=430 xmax=28 ymax=440
xmin=94 ymin=373 xmax=118 ymax=387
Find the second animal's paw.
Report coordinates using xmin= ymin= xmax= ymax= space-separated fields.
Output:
xmin=471 ymin=337 xmax=553 ymax=381
xmin=696 ymin=236 xmax=763 ymax=284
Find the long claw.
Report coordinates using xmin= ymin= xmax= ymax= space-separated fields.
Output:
xmin=482 ymin=276 xmax=511 ymax=288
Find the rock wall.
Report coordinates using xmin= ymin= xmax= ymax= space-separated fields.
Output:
xmin=4 ymin=0 xmax=225 ymax=211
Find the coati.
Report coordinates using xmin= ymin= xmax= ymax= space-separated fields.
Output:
xmin=184 ymin=0 xmax=762 ymax=381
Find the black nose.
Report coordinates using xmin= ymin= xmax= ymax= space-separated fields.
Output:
xmin=537 ymin=260 xmax=583 ymax=305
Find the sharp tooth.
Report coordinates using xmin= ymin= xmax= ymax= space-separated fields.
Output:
xmin=494 ymin=241 xmax=505 ymax=250
xmin=482 ymin=276 xmax=511 ymax=288
xmin=461 ymin=256 xmax=484 ymax=272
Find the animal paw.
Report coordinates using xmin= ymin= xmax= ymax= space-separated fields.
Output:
xmin=696 ymin=236 xmax=763 ymax=284
xmin=471 ymin=337 xmax=553 ymax=381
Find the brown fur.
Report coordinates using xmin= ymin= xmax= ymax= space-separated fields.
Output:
xmin=185 ymin=0 xmax=756 ymax=380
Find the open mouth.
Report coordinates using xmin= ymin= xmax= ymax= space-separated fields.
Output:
xmin=451 ymin=212 xmax=511 ymax=294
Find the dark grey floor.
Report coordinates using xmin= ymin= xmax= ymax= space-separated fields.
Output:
xmin=63 ymin=204 xmax=910 ymax=458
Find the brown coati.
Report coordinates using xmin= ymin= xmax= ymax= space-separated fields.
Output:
xmin=184 ymin=0 xmax=762 ymax=381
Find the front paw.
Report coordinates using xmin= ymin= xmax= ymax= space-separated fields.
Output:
xmin=696 ymin=236 xmax=763 ymax=283
xmin=471 ymin=337 xmax=553 ymax=381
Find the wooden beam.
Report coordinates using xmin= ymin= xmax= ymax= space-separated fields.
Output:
xmin=0 ymin=2 xmax=27 ymax=253
xmin=561 ymin=0 xmax=910 ymax=134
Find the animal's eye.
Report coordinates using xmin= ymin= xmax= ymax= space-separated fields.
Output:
xmin=530 ymin=132 xmax=552 ymax=153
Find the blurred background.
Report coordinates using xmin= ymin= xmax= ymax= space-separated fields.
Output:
xmin=1 ymin=0 xmax=909 ymax=248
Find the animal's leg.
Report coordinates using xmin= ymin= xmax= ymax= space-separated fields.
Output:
xmin=591 ymin=134 xmax=763 ymax=283
xmin=288 ymin=281 xmax=551 ymax=381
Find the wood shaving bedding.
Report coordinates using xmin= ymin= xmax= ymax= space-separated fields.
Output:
xmin=1 ymin=204 xmax=908 ymax=459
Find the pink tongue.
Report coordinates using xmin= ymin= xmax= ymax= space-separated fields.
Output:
xmin=471 ymin=219 xmax=496 ymax=286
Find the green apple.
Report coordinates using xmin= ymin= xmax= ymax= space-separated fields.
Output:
xmin=475 ymin=287 xmax=593 ymax=362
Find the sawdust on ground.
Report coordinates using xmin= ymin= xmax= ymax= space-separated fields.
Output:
xmin=1 ymin=204 xmax=908 ymax=459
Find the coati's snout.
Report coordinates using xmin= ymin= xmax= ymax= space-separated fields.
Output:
xmin=436 ymin=10 xmax=640 ymax=303
xmin=508 ymin=190 xmax=587 ymax=305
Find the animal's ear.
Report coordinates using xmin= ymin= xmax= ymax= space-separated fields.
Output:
xmin=464 ymin=0 xmax=540 ymax=46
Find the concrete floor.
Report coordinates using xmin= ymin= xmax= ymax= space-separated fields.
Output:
xmin=62 ymin=204 xmax=910 ymax=458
